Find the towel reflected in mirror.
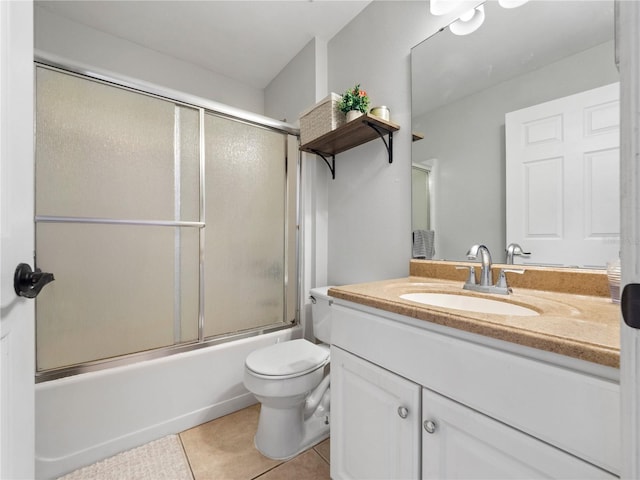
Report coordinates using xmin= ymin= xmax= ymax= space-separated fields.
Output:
xmin=412 ymin=230 xmax=435 ymax=259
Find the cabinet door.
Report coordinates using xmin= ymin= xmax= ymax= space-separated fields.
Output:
xmin=331 ymin=346 xmax=421 ymax=480
xmin=422 ymin=388 xmax=616 ymax=479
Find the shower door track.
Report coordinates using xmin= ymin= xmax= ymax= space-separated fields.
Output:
xmin=35 ymin=322 xmax=295 ymax=383
xmin=34 ymin=54 xmax=300 ymax=137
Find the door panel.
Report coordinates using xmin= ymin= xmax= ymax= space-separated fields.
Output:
xmin=506 ymin=83 xmax=620 ymax=268
xmin=618 ymin=1 xmax=640 ymax=477
xmin=0 ymin=1 xmax=35 ymax=477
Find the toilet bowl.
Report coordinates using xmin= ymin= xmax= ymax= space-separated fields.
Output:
xmin=243 ymin=286 xmax=333 ymax=460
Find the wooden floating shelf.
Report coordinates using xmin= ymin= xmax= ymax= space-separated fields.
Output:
xmin=300 ymin=114 xmax=399 ymax=156
xmin=299 ymin=114 xmax=400 ymax=179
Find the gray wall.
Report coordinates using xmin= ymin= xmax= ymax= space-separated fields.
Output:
xmin=263 ymin=36 xmax=331 ymax=339
xmin=265 ymin=38 xmax=317 ymax=125
xmin=326 ymin=2 xmax=451 ymax=285
xmin=413 ymin=40 xmax=619 ymax=262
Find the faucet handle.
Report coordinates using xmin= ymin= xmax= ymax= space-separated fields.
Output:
xmin=456 ymin=265 xmax=476 ymax=285
xmin=501 ymin=268 xmax=525 ymax=275
xmin=496 ymin=268 xmax=525 ymax=289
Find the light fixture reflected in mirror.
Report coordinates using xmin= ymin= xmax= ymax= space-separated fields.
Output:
xmin=429 ymin=0 xmax=478 ymax=16
xmin=449 ymin=5 xmax=485 ymax=35
xmin=498 ymin=0 xmax=529 ymax=8
xmin=430 ymin=0 xmax=530 ymax=37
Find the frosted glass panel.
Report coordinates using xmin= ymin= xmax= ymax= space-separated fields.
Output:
xmin=35 ymin=223 xmax=199 ymax=371
xmin=204 ymin=114 xmax=287 ymax=337
xmin=35 ymin=67 xmax=199 ymax=221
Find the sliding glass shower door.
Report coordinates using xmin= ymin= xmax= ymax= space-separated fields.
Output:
xmin=34 ymin=65 xmax=296 ymax=376
xmin=204 ymin=114 xmax=287 ymax=338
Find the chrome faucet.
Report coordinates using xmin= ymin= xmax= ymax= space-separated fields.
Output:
xmin=467 ymin=244 xmax=493 ymax=287
xmin=462 ymin=244 xmax=516 ymax=295
xmin=506 ymin=243 xmax=530 ymax=264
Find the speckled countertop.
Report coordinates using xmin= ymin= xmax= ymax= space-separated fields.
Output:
xmin=328 ymin=268 xmax=620 ymax=368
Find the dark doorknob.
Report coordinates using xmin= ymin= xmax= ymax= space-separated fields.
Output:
xmin=14 ymin=263 xmax=55 ymax=299
xmin=622 ymin=283 xmax=640 ymax=329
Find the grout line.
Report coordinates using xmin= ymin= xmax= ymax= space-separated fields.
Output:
xmin=313 ymin=447 xmax=330 ymax=466
xmin=251 ymin=460 xmax=285 ymax=479
xmin=251 ymin=447 xmax=330 ymax=479
xmin=312 ymin=438 xmax=330 ymax=465
xmin=177 ymin=433 xmax=197 ymax=480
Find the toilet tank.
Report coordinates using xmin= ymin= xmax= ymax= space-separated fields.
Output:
xmin=309 ymin=286 xmax=333 ymax=343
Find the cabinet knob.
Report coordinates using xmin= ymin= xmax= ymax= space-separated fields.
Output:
xmin=397 ymin=406 xmax=409 ymax=419
xmin=423 ymin=419 xmax=437 ymax=434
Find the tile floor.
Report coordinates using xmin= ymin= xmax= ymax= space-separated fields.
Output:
xmin=179 ymin=404 xmax=330 ymax=479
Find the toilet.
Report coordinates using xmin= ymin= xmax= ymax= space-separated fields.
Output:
xmin=243 ymin=286 xmax=333 ymax=460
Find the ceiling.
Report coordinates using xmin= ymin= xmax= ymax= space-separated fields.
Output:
xmin=35 ymin=0 xmax=371 ymax=90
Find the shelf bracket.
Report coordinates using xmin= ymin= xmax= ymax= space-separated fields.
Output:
xmin=311 ymin=150 xmax=336 ymax=179
xmin=366 ymin=121 xmax=394 ymax=164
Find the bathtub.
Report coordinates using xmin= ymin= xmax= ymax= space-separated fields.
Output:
xmin=35 ymin=327 xmax=301 ymax=479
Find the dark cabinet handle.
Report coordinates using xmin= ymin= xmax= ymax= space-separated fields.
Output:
xmin=14 ymin=263 xmax=55 ymax=299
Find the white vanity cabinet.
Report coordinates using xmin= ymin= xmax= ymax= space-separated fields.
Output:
xmin=330 ymin=300 xmax=620 ymax=479
xmin=331 ymin=346 xmax=421 ymax=479
xmin=421 ymin=388 xmax=615 ymax=479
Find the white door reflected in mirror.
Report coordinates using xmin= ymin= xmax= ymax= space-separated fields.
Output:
xmin=505 ymin=83 xmax=620 ymax=269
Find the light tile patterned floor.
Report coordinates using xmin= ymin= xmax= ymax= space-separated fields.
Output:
xmin=179 ymin=404 xmax=330 ymax=479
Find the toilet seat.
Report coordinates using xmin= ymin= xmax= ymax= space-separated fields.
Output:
xmin=245 ymin=339 xmax=329 ymax=379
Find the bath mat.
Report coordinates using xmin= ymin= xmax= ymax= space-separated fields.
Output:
xmin=57 ymin=435 xmax=193 ymax=480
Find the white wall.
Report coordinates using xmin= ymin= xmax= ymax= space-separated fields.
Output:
xmin=34 ymin=6 xmax=264 ymax=114
xmin=326 ymin=2 xmax=450 ymax=285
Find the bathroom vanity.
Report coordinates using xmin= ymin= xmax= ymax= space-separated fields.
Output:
xmin=328 ymin=264 xmax=620 ymax=479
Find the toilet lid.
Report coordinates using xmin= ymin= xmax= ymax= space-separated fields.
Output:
xmin=245 ymin=339 xmax=329 ymax=377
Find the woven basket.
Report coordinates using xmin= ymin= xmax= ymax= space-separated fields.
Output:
xmin=299 ymin=93 xmax=346 ymax=145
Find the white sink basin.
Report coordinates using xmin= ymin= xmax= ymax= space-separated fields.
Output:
xmin=400 ymin=292 xmax=539 ymax=317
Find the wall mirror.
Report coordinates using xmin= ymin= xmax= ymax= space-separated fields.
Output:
xmin=411 ymin=0 xmax=618 ymax=266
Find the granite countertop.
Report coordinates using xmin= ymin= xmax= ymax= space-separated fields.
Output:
xmin=328 ymin=276 xmax=620 ymax=368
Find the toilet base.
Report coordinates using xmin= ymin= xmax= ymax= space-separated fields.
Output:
xmin=254 ymin=403 xmax=330 ymax=460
